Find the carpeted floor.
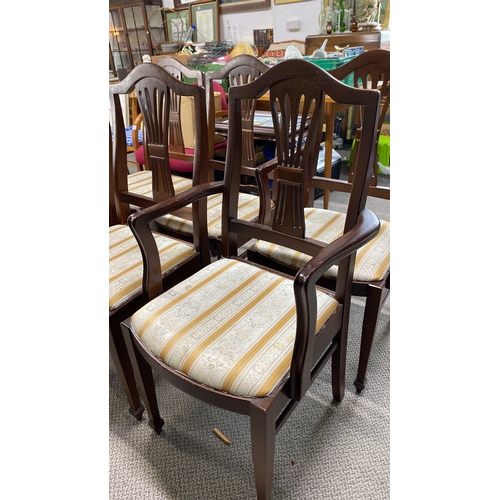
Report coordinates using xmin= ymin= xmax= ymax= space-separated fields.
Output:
xmin=109 ymin=187 xmax=390 ymax=500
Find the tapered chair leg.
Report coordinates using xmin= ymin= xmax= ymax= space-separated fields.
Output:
xmin=122 ymin=323 xmax=165 ymax=434
xmin=250 ymin=402 xmax=276 ymax=500
xmin=109 ymin=327 xmax=144 ymax=420
xmin=354 ymin=284 xmax=384 ymax=393
xmin=331 ymin=321 xmax=348 ymax=402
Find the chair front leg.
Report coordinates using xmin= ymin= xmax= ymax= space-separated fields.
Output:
xmin=109 ymin=325 xmax=144 ymax=420
xmin=250 ymin=402 xmax=277 ymax=500
xmin=121 ymin=322 xmax=164 ymax=434
xmin=331 ymin=321 xmax=348 ymax=402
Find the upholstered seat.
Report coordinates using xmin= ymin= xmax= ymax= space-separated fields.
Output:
xmin=109 ymin=224 xmax=197 ymax=311
xmin=130 ymin=258 xmax=338 ymax=398
xmin=127 ymin=170 xmax=192 ymax=200
xmin=254 ymin=208 xmax=390 ymax=282
xmin=126 ymin=170 xmax=261 ymax=240
xmin=157 ymin=192 xmax=261 ymax=239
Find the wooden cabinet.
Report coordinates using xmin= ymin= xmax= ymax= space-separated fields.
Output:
xmin=109 ymin=0 xmax=166 ymax=73
xmin=305 ymin=32 xmax=383 ymax=55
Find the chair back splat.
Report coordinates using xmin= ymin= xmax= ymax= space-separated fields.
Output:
xmin=110 ymin=62 xmax=208 ymax=208
xmin=120 ymin=58 xmax=381 ymax=500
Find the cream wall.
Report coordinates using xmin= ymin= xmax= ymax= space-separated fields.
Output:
xmin=161 ymin=0 xmax=323 ymax=45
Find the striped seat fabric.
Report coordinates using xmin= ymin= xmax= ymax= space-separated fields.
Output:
xmin=127 ymin=170 xmax=262 ymax=239
xmin=254 ymin=207 xmax=390 ymax=282
xmin=131 ymin=258 xmax=338 ymax=398
xmin=109 ymin=225 xmax=196 ymax=310
xmin=127 ymin=170 xmax=193 ymax=201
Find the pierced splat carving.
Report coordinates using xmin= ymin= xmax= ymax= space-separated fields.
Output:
xmin=136 ymin=83 xmax=176 ymax=201
xmin=272 ymin=166 xmax=305 ymax=237
xmin=230 ymin=67 xmax=264 ymax=169
xmin=267 ymin=82 xmax=325 ymax=237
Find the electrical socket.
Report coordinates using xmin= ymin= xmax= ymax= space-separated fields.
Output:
xmin=286 ymin=19 xmax=300 ymax=30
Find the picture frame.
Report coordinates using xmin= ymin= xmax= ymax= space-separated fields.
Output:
xmin=173 ymin=0 xmax=200 ymax=8
xmin=274 ymin=0 xmax=304 ymax=4
xmin=165 ymin=9 xmax=190 ymax=44
xmin=219 ymin=0 xmax=270 ymax=15
xmin=189 ymin=1 xmax=219 ymax=43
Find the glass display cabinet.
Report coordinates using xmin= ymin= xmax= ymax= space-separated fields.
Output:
xmin=109 ymin=0 xmax=165 ymax=73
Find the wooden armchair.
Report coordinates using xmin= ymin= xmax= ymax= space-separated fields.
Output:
xmin=120 ymin=59 xmax=381 ymax=499
xmin=108 ymin=121 xmax=208 ymax=419
xmin=247 ymin=49 xmax=391 ymax=393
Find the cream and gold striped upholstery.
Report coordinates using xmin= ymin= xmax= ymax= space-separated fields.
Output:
xmin=254 ymin=208 xmax=390 ymax=282
xmin=127 ymin=170 xmax=193 ymax=203
xmin=127 ymin=170 xmax=261 ymax=238
xmin=109 ymin=225 xmax=196 ymax=311
xmin=131 ymin=258 xmax=338 ymax=398
xmin=156 ymin=192 xmax=260 ymax=238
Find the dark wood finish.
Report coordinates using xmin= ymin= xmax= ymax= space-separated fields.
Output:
xmin=120 ymin=59 xmax=381 ymax=499
xmin=305 ymin=32 xmax=382 ymax=55
xmin=248 ymin=50 xmax=391 ymax=393
xmin=108 ymin=94 xmax=208 ymax=420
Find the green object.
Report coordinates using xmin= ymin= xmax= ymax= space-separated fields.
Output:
xmin=349 ymin=135 xmax=391 ymax=173
xmin=303 ymin=55 xmax=355 ymax=86
xmin=377 ymin=135 xmax=391 ymax=167
xmin=339 ymin=0 xmax=345 ymax=32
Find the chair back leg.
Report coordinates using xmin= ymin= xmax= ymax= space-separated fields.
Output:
xmin=354 ymin=284 xmax=388 ymax=392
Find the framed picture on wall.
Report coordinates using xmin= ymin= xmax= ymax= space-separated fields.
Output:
xmin=219 ymin=0 xmax=270 ymax=15
xmin=173 ymin=0 xmax=199 ymax=8
xmin=274 ymin=0 xmax=304 ymax=4
xmin=165 ymin=9 xmax=190 ymax=44
xmin=189 ymin=1 xmax=219 ymax=43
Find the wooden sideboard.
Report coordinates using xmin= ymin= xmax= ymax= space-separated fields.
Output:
xmin=305 ymin=31 xmax=387 ymax=55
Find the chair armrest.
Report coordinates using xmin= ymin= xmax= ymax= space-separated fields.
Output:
xmin=129 ymin=181 xmax=223 ymax=228
xmin=127 ymin=181 xmax=224 ymax=300
xmin=296 ymin=208 xmax=380 ymax=286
